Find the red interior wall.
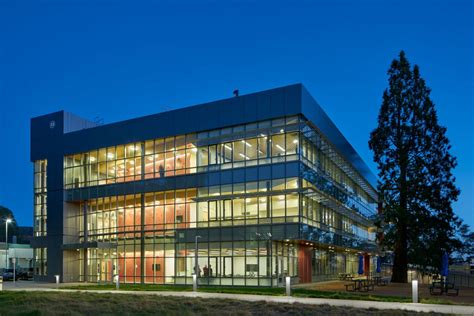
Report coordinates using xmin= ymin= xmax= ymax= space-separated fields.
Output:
xmin=298 ymin=245 xmax=312 ymax=283
xmin=364 ymin=254 xmax=371 ymax=276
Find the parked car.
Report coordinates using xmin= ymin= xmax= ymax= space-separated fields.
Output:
xmin=16 ymin=269 xmax=29 ymax=280
xmin=1 ymin=269 xmax=20 ymax=281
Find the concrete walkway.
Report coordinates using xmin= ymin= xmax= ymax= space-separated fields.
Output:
xmin=3 ymin=282 xmax=473 ymax=315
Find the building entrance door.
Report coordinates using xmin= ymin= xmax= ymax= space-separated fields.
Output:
xmin=98 ymin=252 xmax=117 ymax=284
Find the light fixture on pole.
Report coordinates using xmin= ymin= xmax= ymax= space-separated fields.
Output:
xmin=194 ymin=235 xmax=201 ymax=291
xmin=5 ymin=219 xmax=12 ymax=270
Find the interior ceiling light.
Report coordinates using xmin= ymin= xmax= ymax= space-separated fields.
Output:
xmin=241 ymin=140 xmax=252 ymax=147
xmin=276 ymin=144 xmax=285 ymax=152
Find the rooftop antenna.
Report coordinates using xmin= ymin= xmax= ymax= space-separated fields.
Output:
xmin=233 ymin=89 xmax=239 ymax=97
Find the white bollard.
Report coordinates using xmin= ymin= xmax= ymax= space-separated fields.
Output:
xmin=115 ymin=274 xmax=120 ymax=290
xmin=193 ymin=274 xmax=198 ymax=292
xmin=285 ymin=276 xmax=291 ymax=296
xmin=55 ymin=275 xmax=60 ymax=287
xmin=412 ymin=280 xmax=418 ymax=303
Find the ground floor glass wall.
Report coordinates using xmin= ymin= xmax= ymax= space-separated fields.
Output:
xmin=77 ymin=242 xmax=371 ymax=286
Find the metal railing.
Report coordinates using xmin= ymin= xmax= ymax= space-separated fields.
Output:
xmin=447 ymin=272 xmax=474 ymax=288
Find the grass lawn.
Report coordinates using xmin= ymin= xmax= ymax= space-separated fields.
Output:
xmin=0 ymin=291 xmax=442 ymax=315
xmin=63 ymin=284 xmax=454 ymax=305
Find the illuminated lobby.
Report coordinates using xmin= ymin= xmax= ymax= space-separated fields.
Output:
xmin=31 ymin=84 xmax=378 ymax=286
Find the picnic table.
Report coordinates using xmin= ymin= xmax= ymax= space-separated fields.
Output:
xmin=345 ymin=278 xmax=374 ymax=292
xmin=430 ymin=281 xmax=459 ymax=296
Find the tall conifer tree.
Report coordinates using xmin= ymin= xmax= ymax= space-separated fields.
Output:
xmin=369 ymin=51 xmax=460 ymax=282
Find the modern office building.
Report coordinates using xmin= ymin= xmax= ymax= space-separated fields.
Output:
xmin=31 ymin=84 xmax=378 ymax=285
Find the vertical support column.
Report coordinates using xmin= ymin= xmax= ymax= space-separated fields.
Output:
xmin=364 ymin=253 xmax=371 ymax=278
xmin=82 ymin=201 xmax=88 ymax=282
xmin=140 ymin=193 xmax=145 ymax=284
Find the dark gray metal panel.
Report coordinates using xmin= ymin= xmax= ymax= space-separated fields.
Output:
xmin=55 ymin=84 xmax=304 ymax=155
xmin=30 ymin=111 xmax=65 ymax=162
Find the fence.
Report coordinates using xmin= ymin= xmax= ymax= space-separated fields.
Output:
xmin=447 ymin=272 xmax=474 ymax=288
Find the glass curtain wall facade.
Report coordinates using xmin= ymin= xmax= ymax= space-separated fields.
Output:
xmin=58 ymin=116 xmax=377 ymax=285
xmin=33 ymin=159 xmax=48 ymax=276
xmin=31 ymin=85 xmax=379 ymax=285
xmin=64 ymin=118 xmax=299 ymax=189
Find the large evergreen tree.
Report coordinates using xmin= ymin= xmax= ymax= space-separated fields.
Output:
xmin=369 ymin=51 xmax=460 ymax=283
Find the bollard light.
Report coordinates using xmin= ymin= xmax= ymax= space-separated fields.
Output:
xmin=55 ymin=275 xmax=60 ymax=287
xmin=115 ymin=274 xmax=120 ymax=290
xmin=412 ymin=280 xmax=418 ymax=303
xmin=285 ymin=276 xmax=291 ymax=296
xmin=193 ymin=274 xmax=197 ymax=292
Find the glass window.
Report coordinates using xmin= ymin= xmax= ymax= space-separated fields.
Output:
xmin=271 ymin=134 xmax=286 ymax=156
xmin=258 ymin=196 xmax=268 ymax=218
xmin=286 ymin=193 xmax=299 ymax=216
xmin=154 ymin=139 xmax=164 ymax=153
xmin=125 ymin=144 xmax=135 ymax=158
xmin=246 ymin=138 xmax=258 ymax=160
xmin=197 ymin=147 xmax=208 ymax=167
xmin=106 ymin=147 xmax=115 ymax=161
xmin=145 ymin=141 xmax=154 ymax=155
xmin=258 ymin=136 xmax=268 ymax=158
xmin=209 ymin=201 xmax=218 ymax=221
xmin=271 ymin=195 xmax=285 ymax=217
xmin=233 ymin=198 xmax=245 ymax=219
xmin=286 ymin=132 xmax=299 ymax=155
xmin=175 ymin=149 xmax=186 ymax=172
xmin=209 ymin=145 xmax=217 ymax=165
xmin=233 ymin=140 xmax=245 ymax=161
xmin=223 ymin=143 xmax=232 ymax=163
xmin=98 ymin=149 xmax=106 ymax=162
xmin=165 ymin=137 xmax=174 ymax=151
xmin=175 ymin=135 xmax=185 ymax=150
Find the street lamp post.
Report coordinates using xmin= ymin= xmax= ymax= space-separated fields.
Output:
xmin=194 ymin=235 xmax=201 ymax=291
xmin=5 ymin=219 xmax=12 ymax=270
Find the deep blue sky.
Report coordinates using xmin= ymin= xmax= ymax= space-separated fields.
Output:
xmin=0 ymin=0 xmax=472 ymax=229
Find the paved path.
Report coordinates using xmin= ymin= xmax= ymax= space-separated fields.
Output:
xmin=3 ymin=282 xmax=473 ymax=315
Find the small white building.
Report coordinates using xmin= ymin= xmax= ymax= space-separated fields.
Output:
xmin=0 ymin=243 xmax=33 ymax=269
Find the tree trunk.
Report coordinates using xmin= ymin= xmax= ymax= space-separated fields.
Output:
xmin=391 ymin=159 xmax=409 ymax=283
xmin=391 ymin=222 xmax=408 ymax=282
